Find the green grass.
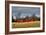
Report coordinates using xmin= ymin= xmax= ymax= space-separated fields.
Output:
xmin=12 ymin=21 xmax=40 ymax=28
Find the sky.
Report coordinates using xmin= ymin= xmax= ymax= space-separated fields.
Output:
xmin=12 ymin=6 xmax=40 ymax=19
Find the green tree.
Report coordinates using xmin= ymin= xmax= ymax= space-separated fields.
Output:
xmin=12 ymin=16 xmax=15 ymax=22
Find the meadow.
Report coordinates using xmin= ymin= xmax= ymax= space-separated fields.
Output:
xmin=12 ymin=21 xmax=40 ymax=28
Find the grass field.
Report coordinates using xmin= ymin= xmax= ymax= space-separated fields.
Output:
xmin=12 ymin=21 xmax=40 ymax=28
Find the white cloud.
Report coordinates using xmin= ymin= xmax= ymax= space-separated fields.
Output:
xmin=13 ymin=16 xmax=16 ymax=19
xmin=35 ymin=15 xmax=40 ymax=17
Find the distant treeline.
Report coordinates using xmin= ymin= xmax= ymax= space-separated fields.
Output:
xmin=12 ymin=14 xmax=40 ymax=22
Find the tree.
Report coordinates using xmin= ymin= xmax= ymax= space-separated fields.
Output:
xmin=32 ymin=14 xmax=36 ymax=21
xmin=16 ymin=12 xmax=21 ymax=20
xmin=12 ymin=16 xmax=15 ymax=22
xmin=31 ymin=14 xmax=40 ymax=21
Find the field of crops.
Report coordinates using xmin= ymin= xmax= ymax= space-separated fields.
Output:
xmin=12 ymin=21 xmax=40 ymax=28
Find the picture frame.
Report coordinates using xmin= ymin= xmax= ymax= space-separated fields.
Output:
xmin=5 ymin=1 xmax=45 ymax=34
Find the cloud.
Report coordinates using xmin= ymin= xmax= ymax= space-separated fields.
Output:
xmin=12 ymin=7 xmax=40 ymax=18
xmin=35 ymin=14 xmax=40 ymax=17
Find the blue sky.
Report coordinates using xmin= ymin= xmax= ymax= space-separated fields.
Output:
xmin=12 ymin=6 xmax=40 ymax=19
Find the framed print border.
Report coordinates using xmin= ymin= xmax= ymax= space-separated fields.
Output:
xmin=5 ymin=1 xmax=45 ymax=34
